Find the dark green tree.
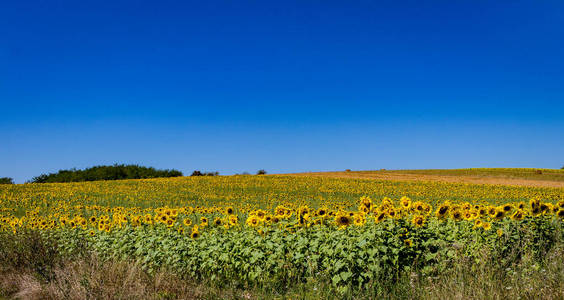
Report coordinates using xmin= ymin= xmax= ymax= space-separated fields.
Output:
xmin=0 ymin=177 xmax=14 ymax=184
xmin=30 ymin=164 xmax=183 ymax=183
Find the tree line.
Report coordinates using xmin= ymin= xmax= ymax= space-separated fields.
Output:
xmin=1 ymin=166 xmax=269 ymax=184
xmin=29 ymin=164 xmax=183 ymax=183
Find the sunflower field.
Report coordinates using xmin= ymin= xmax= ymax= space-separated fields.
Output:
xmin=1 ymin=175 xmax=564 ymax=296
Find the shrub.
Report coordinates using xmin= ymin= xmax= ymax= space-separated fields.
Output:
xmin=0 ymin=177 xmax=14 ymax=184
xmin=191 ymin=171 xmax=219 ymax=176
xmin=256 ymin=169 xmax=267 ymax=175
xmin=30 ymin=164 xmax=183 ymax=183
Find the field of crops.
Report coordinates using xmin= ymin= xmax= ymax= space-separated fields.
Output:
xmin=1 ymin=174 xmax=564 ymax=298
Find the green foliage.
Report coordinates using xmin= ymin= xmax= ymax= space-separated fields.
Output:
xmin=191 ymin=170 xmax=219 ymax=176
xmin=47 ymin=216 xmax=563 ymax=293
xmin=0 ymin=177 xmax=14 ymax=184
xmin=0 ymin=230 xmax=62 ymax=281
xmin=256 ymin=169 xmax=267 ymax=175
xmin=30 ymin=164 xmax=183 ymax=183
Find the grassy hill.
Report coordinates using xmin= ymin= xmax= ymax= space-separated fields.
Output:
xmin=372 ymin=168 xmax=564 ymax=181
xmin=289 ymin=168 xmax=564 ymax=187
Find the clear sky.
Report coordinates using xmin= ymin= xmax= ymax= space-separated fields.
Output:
xmin=1 ymin=1 xmax=564 ymax=183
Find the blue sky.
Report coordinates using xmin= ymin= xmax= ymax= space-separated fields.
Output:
xmin=1 ymin=1 xmax=563 ymax=183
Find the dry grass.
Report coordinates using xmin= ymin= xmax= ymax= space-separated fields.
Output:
xmin=287 ymin=169 xmax=564 ymax=188
xmin=411 ymin=245 xmax=564 ymax=300
xmin=2 ymin=248 xmax=563 ymax=300
xmin=0 ymin=255 xmax=236 ymax=300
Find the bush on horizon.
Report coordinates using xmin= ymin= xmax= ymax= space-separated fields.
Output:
xmin=0 ymin=177 xmax=14 ymax=184
xmin=190 ymin=170 xmax=219 ymax=176
xmin=30 ymin=164 xmax=183 ymax=183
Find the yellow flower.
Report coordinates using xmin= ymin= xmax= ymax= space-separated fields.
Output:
xmin=246 ymin=215 xmax=260 ymax=227
xmin=451 ymin=210 xmax=463 ymax=221
xmin=412 ymin=215 xmax=425 ymax=227
xmin=511 ymin=210 xmax=524 ymax=221
xmin=493 ymin=209 xmax=505 ymax=221
xmin=482 ymin=222 xmax=492 ymax=230
xmin=374 ymin=212 xmax=386 ymax=223
xmin=335 ymin=212 xmax=352 ymax=227
xmin=400 ymin=196 xmax=411 ymax=209
xmin=353 ymin=214 xmax=366 ymax=226
xmin=435 ymin=204 xmax=449 ymax=219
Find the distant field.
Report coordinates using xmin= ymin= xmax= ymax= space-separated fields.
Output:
xmin=289 ymin=168 xmax=564 ymax=188
xmin=384 ymin=168 xmax=564 ymax=180
xmin=1 ymin=169 xmax=563 ymax=299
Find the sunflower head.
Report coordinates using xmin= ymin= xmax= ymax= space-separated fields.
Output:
xmin=412 ymin=215 xmax=425 ymax=227
xmin=335 ymin=213 xmax=351 ymax=227
xmin=488 ymin=207 xmax=497 ymax=217
xmin=482 ymin=222 xmax=492 ymax=230
xmin=246 ymin=215 xmax=260 ymax=227
xmin=511 ymin=210 xmax=525 ymax=221
xmin=452 ymin=210 xmax=463 ymax=221
xmin=539 ymin=202 xmax=549 ymax=212
xmin=375 ymin=212 xmax=386 ymax=223
xmin=436 ymin=204 xmax=449 ymax=218
xmin=353 ymin=215 xmax=366 ymax=226
xmin=400 ymin=196 xmax=411 ymax=209
xmin=493 ymin=209 xmax=505 ymax=221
